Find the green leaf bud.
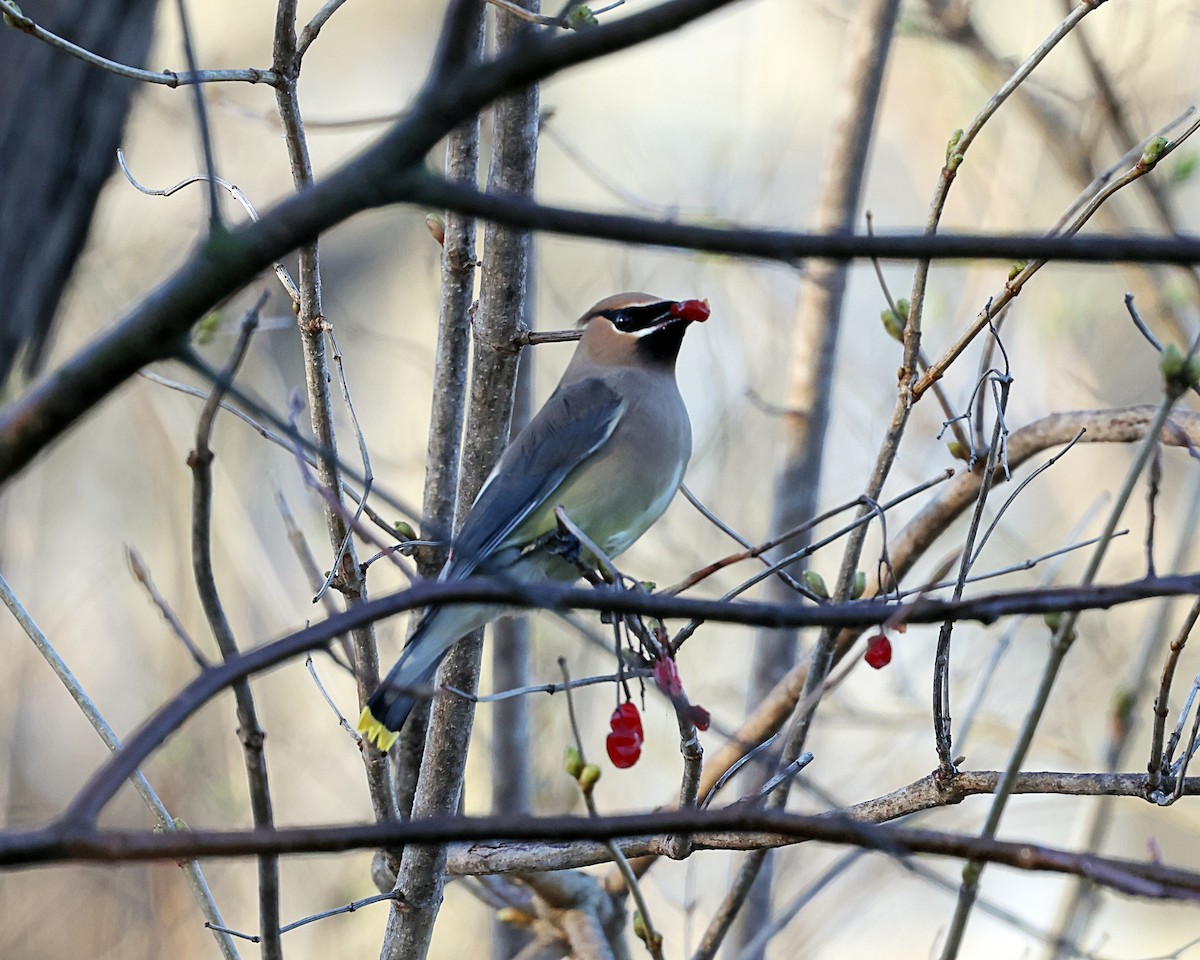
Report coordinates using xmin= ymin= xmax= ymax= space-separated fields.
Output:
xmin=945 ymin=129 xmax=963 ymax=161
xmin=195 ymin=310 xmax=221 ymax=345
xmin=578 ymin=763 xmax=601 ymax=791
xmin=563 ymin=745 xmax=584 ymax=779
xmin=880 ymin=306 xmax=904 ymax=342
xmin=802 ymin=570 xmax=829 ymax=600
xmin=566 ymin=4 xmax=599 ymax=28
xmin=1141 ymin=136 xmax=1169 ymax=167
xmin=393 ymin=520 xmax=417 ymax=541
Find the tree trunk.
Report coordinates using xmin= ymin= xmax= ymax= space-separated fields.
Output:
xmin=0 ymin=0 xmax=158 ymax=382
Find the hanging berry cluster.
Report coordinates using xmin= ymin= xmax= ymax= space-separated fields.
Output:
xmin=606 ymin=701 xmax=644 ymax=768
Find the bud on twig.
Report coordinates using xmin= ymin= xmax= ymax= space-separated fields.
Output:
xmin=802 ymin=569 xmax=829 ymax=600
xmin=563 ymin=744 xmax=584 ymax=779
xmin=425 ymin=213 xmax=445 ymax=246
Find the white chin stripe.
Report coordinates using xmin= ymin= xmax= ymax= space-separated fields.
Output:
xmin=630 ymin=316 xmax=675 ymax=338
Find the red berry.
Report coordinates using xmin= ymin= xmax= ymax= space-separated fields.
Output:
xmin=669 ymin=299 xmax=711 ymax=323
xmin=864 ymin=634 xmax=892 ymax=669
xmin=606 ymin=702 xmax=644 ymax=768
xmin=611 ymin=701 xmax=644 ymax=738
xmin=606 ymin=728 xmax=642 ymax=768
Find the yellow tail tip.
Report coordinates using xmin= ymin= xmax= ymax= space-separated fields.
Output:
xmin=357 ymin=706 xmax=400 ymax=752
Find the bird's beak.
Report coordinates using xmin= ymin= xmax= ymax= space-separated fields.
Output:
xmin=637 ymin=298 xmax=710 ymax=335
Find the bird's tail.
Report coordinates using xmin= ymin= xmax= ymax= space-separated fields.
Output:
xmin=357 ymin=655 xmax=443 ymax=752
xmin=356 ymin=601 xmax=496 ymax=751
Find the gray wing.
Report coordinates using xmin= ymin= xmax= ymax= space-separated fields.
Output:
xmin=446 ymin=377 xmax=625 ymax=579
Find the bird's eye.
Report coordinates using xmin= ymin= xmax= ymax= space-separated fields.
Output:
xmin=601 ymin=303 xmax=674 ymax=333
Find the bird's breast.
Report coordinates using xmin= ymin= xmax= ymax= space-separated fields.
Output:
xmin=546 ymin=370 xmax=691 ymax=561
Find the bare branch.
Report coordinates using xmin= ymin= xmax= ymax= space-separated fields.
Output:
xmin=296 ymin=0 xmax=351 ymax=60
xmin=0 ymin=0 xmax=277 ymax=86
xmin=388 ymin=2 xmax=539 ymax=953
xmin=125 ymin=545 xmax=211 ymax=669
xmin=5 ymin=0 xmax=1200 ymax=486
xmin=939 ymin=387 xmax=1185 ymax=958
xmin=187 ymin=300 xmax=281 ymax=955
xmin=52 ymin=562 xmax=1200 ymax=850
xmin=9 ymin=803 xmax=1200 ymax=905
xmin=914 ymin=114 xmax=1200 ymax=401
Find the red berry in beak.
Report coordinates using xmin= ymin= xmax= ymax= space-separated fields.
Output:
xmin=670 ymin=299 xmax=710 ymax=323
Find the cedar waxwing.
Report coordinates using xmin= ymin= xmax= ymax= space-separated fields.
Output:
xmin=357 ymin=293 xmax=710 ymax=750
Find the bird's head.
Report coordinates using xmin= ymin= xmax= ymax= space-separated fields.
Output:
xmin=577 ymin=292 xmax=710 ymax=368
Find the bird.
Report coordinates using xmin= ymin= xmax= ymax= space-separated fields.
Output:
xmin=357 ymin=292 xmax=710 ymax=751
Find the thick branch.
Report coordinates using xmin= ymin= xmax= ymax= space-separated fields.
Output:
xmin=6 ymin=804 xmax=1200 ymax=903
xmin=6 ymin=189 xmax=1200 ymax=486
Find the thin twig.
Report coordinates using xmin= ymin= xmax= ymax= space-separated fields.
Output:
xmin=173 ymin=0 xmax=222 ymax=231
xmin=0 ymin=0 xmax=277 ymax=86
xmin=1164 ymin=680 xmax=1200 ymax=783
xmin=933 ymin=383 xmax=1009 ymax=772
xmin=1125 ymin=294 xmax=1200 ymax=400
xmin=275 ymin=489 xmax=343 ymax=619
xmin=1146 ymin=446 xmax=1162 ymax=578
xmin=938 ymin=385 xmax=1185 ymax=958
xmin=968 ymin=429 xmax=1085 ymax=567
xmin=915 ymin=113 xmax=1200 ymax=401
xmin=296 ymin=0 xmax=351 ymax=60
xmin=701 ymin=733 xmax=780 ymax=810
xmin=272 ymin=0 xmax=395 ymax=824
xmin=444 ymin=671 xmax=641 ymax=704
xmin=125 ymin=545 xmax=211 ymax=668
xmin=940 ymin=494 xmax=1108 ymax=748
xmin=752 ymin=753 xmax=814 ymax=803
xmin=1172 ymin=699 xmax=1200 ymax=803
xmin=1148 ymin=600 xmax=1200 ymax=797
xmin=540 ymin=116 xmax=676 ymax=214
xmin=906 ymin=0 xmax=1109 ymax=405
xmin=896 ymin=531 xmax=1126 ymax=600
xmin=734 ymin=849 xmax=864 ymax=960
xmin=1126 ymin=293 xmax=1165 ymax=352
xmin=312 ymin=326 xmax=375 ymax=603
xmin=669 ymin=471 xmax=954 ymax=650
xmin=305 ymin=654 xmax=361 ymax=741
xmin=866 ymin=210 xmax=970 ymax=454
xmin=139 ymin=369 xmax=416 ymax=529
xmin=206 ymin=891 xmax=397 ymax=940
xmin=118 ymin=149 xmax=300 ymax=300
xmin=559 ymin=658 xmax=663 ymax=959
xmin=285 ymin=397 xmax=418 ymax=587
xmin=0 ymin=572 xmax=242 ymax=960
xmin=188 ymin=298 xmax=281 ymax=957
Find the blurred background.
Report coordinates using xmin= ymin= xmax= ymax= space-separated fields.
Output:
xmin=3 ymin=0 xmax=1200 ymax=957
